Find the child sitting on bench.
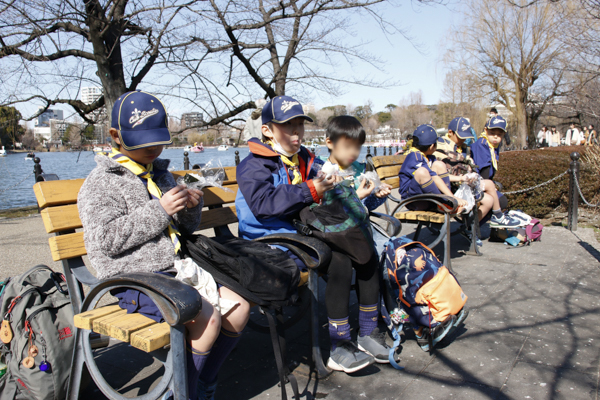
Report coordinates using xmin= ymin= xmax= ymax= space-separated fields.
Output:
xmin=78 ymin=90 xmax=249 ymax=400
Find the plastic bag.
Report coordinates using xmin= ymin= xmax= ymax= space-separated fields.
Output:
xmin=173 ymin=258 xmax=239 ymax=314
xmin=454 ymin=182 xmax=475 ymax=213
xmin=312 ymin=161 xmax=355 ymax=184
xmin=356 ymin=171 xmax=383 ymax=193
xmin=177 ymin=159 xmax=233 ymax=193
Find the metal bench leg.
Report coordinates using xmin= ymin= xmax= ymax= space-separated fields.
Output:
xmin=414 ymin=222 xmax=423 ymax=241
xmin=308 ymin=269 xmax=332 ymax=379
xmin=67 ymin=328 xmax=86 ymax=400
xmin=443 ymin=214 xmax=453 ymax=274
xmin=170 ymin=324 xmax=189 ymax=400
xmin=466 ymin=210 xmax=483 ymax=257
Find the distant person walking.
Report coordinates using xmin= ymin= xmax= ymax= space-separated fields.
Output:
xmin=537 ymin=126 xmax=549 ymax=147
xmin=587 ymin=125 xmax=597 ymax=146
xmin=551 ymin=126 xmax=560 ymax=147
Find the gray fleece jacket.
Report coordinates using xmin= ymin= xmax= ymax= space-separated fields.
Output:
xmin=77 ymin=155 xmax=203 ymax=280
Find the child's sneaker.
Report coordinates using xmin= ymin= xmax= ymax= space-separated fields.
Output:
xmin=357 ymin=328 xmax=392 ymax=363
xmin=327 ymin=340 xmax=374 ymax=373
xmin=453 ymin=307 xmax=469 ymax=328
xmin=415 ymin=315 xmax=456 ymax=352
xmin=489 ymin=213 xmax=522 ymax=228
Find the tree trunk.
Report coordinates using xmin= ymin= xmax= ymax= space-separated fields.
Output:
xmin=514 ymin=99 xmax=528 ymax=149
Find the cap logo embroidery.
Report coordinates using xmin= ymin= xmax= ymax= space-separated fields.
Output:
xmin=281 ymin=100 xmax=300 ymax=113
xmin=129 ymin=108 xmax=159 ymax=127
xmin=461 ymin=124 xmax=470 ymax=131
xmin=492 ymin=118 xmax=503 ymax=124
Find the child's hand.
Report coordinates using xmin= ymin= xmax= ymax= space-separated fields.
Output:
xmin=160 ymin=185 xmax=188 ymax=216
xmin=313 ymin=175 xmax=335 ymax=198
xmin=375 ymin=183 xmax=392 ymax=198
xmin=356 ymin=179 xmax=375 ymax=200
xmin=186 ymin=188 xmax=203 ymax=208
xmin=454 ymin=196 xmax=468 ymax=208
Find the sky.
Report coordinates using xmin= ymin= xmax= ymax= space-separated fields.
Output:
xmin=309 ymin=1 xmax=456 ymax=113
xmin=13 ymin=0 xmax=457 ymax=125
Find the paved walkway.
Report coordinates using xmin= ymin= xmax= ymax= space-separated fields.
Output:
xmin=1 ymin=215 xmax=600 ymax=400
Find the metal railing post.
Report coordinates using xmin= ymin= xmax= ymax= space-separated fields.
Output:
xmin=389 ymin=145 xmax=392 ymax=155
xmin=568 ymin=152 xmax=580 ymax=231
xmin=383 ymin=146 xmax=387 ymax=156
xmin=235 ymin=150 xmax=240 ymax=166
xmin=367 ymin=146 xmax=371 ymax=155
xmin=33 ymin=157 xmax=43 ymax=182
xmin=373 ymin=146 xmax=377 ymax=156
xmin=183 ymin=151 xmax=190 ymax=170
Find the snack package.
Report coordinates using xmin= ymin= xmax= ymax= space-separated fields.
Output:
xmin=356 ymin=171 xmax=383 ymax=193
xmin=312 ymin=161 xmax=355 ymax=183
xmin=177 ymin=159 xmax=233 ymax=192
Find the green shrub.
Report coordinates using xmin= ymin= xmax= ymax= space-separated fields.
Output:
xmin=495 ymin=146 xmax=600 ymax=218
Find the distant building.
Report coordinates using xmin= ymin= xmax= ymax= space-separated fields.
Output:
xmin=182 ymin=112 xmax=204 ymax=129
xmin=81 ymin=87 xmax=103 ymax=105
xmin=35 ymin=108 xmax=63 ymax=128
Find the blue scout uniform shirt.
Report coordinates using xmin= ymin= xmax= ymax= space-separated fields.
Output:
xmin=399 ymin=150 xmax=437 ymax=198
xmin=470 ymin=136 xmax=499 ymax=180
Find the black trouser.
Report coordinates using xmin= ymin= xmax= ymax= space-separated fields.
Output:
xmin=318 ymin=251 xmax=379 ymax=319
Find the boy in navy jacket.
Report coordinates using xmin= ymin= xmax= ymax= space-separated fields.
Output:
xmin=236 ymin=96 xmax=394 ymax=374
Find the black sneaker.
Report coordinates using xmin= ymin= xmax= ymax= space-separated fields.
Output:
xmin=357 ymin=328 xmax=391 ymax=363
xmin=327 ymin=340 xmax=374 ymax=373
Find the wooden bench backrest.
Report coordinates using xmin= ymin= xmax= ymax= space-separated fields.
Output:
xmin=370 ymin=155 xmax=406 ymax=190
xmin=33 ymin=170 xmax=240 ymax=262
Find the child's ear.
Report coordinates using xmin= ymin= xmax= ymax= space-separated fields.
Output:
xmin=325 ymin=137 xmax=335 ymax=151
xmin=429 ymin=143 xmax=436 ymax=152
xmin=109 ymin=128 xmax=121 ymax=145
xmin=261 ymin=124 xmax=274 ymax=139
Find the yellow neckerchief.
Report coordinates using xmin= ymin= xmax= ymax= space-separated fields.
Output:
xmin=444 ymin=133 xmax=462 ymax=153
xmin=479 ymin=132 xmax=498 ymax=171
xmin=264 ymin=140 xmax=302 ymax=184
xmin=109 ymin=148 xmax=181 ymax=254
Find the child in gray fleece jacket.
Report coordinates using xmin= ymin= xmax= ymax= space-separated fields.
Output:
xmin=77 ymin=91 xmax=249 ymax=400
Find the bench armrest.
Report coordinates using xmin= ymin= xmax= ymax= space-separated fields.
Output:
xmin=392 ymin=194 xmax=459 ymax=216
xmin=81 ymin=272 xmax=202 ymax=326
xmin=369 ymin=211 xmax=402 ymax=237
xmin=253 ymin=233 xmax=332 ymax=270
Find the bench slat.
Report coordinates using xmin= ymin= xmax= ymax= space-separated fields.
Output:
xmin=40 ymin=204 xmax=81 ymax=234
xmin=395 ymin=210 xmax=445 ymax=224
xmin=171 ymin=167 xmax=237 ymax=185
xmin=202 ymin=185 xmax=238 ymax=207
xmin=198 ymin=206 xmax=238 ymax=231
xmin=371 ymin=155 xmax=406 ymax=168
xmin=34 ymin=179 xmax=84 ymax=209
xmin=73 ymin=305 xmax=122 ymax=330
xmin=108 ymin=313 xmax=158 ymax=342
xmin=383 ymin=177 xmax=399 ymax=189
xmin=49 ymin=232 xmax=87 ymax=261
xmin=130 ymin=323 xmax=171 ymax=352
xmin=376 ymin=165 xmax=403 ymax=180
xmin=93 ymin=310 xmax=129 ymax=336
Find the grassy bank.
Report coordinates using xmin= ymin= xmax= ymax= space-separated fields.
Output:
xmin=0 ymin=206 xmax=39 ymax=219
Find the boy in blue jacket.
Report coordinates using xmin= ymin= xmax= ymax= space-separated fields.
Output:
xmin=236 ymin=96 xmax=392 ymax=374
xmin=471 ymin=116 xmax=520 ymax=228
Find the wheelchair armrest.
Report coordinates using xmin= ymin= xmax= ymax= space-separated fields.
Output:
xmin=254 ymin=233 xmax=332 ymax=270
xmin=81 ymin=272 xmax=202 ymax=326
xmin=369 ymin=211 xmax=402 ymax=237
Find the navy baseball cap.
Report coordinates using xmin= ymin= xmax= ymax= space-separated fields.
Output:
xmin=111 ymin=90 xmax=172 ymax=150
xmin=262 ymin=96 xmax=314 ymax=125
xmin=448 ymin=117 xmax=472 ymax=139
xmin=413 ymin=124 xmax=438 ymax=146
xmin=486 ymin=115 xmax=507 ymax=132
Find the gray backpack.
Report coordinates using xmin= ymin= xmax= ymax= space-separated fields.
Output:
xmin=0 ymin=265 xmax=74 ymax=400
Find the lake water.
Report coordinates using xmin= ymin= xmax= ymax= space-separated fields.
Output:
xmin=0 ymin=145 xmax=383 ymax=210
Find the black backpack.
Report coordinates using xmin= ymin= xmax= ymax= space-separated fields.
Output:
xmin=182 ymin=234 xmax=300 ymax=307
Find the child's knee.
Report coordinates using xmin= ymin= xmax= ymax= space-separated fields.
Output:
xmin=198 ymin=299 xmax=222 ymax=331
xmin=414 ymin=167 xmax=432 ymax=183
xmin=431 ymin=161 xmax=448 ymax=174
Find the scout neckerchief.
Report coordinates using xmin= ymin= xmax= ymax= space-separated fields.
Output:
xmin=406 ymin=147 xmax=433 ymax=168
xmin=109 ymin=148 xmax=181 ymax=254
xmin=479 ymin=131 xmax=498 ymax=171
xmin=264 ymin=140 xmax=303 ymax=184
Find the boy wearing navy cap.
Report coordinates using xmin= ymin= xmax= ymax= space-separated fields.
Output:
xmin=78 ymin=90 xmax=250 ymax=399
xmin=237 ymin=96 xmax=394 ymax=374
xmin=434 ymin=117 xmax=476 ymax=177
xmin=471 ymin=116 xmax=521 ymax=228
xmin=399 ymin=124 xmax=468 ymax=210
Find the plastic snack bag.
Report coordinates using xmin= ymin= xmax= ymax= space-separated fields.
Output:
xmin=312 ymin=161 xmax=355 ymax=184
xmin=177 ymin=159 xmax=233 ymax=193
xmin=356 ymin=171 xmax=383 ymax=193
xmin=454 ymin=182 xmax=475 ymax=213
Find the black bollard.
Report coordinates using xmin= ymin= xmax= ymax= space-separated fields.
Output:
xmin=367 ymin=146 xmax=371 ymax=155
xmin=568 ymin=152 xmax=580 ymax=231
xmin=235 ymin=150 xmax=240 ymax=166
xmin=183 ymin=151 xmax=190 ymax=170
xmin=33 ymin=157 xmax=43 ymax=182
xmin=383 ymin=147 xmax=387 ymax=156
xmin=396 ymin=145 xmax=399 ymax=153
xmin=374 ymin=146 xmax=377 ymax=156
xmin=389 ymin=146 xmax=393 ymax=155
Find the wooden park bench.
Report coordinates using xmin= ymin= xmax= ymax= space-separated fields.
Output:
xmin=33 ymin=163 xmax=400 ymax=400
xmin=367 ymin=154 xmax=482 ymax=272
